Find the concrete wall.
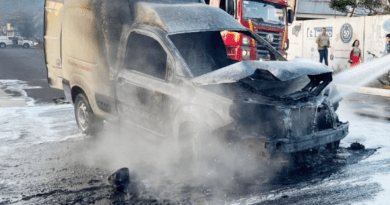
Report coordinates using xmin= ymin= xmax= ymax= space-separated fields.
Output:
xmin=288 ymin=15 xmax=390 ymax=72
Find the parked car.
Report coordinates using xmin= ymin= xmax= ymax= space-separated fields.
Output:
xmin=0 ymin=36 xmax=34 ymax=48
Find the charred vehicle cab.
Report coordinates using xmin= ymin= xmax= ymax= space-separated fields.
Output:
xmin=45 ymin=0 xmax=348 ymax=160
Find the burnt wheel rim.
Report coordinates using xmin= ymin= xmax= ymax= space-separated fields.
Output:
xmin=77 ymin=101 xmax=89 ymax=131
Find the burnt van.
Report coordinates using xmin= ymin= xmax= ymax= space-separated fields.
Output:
xmin=45 ymin=0 xmax=348 ymax=159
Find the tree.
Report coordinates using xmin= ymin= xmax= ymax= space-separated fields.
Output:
xmin=330 ymin=0 xmax=390 ymax=16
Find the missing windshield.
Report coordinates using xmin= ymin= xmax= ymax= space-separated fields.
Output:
xmin=169 ymin=30 xmax=284 ymax=78
xmin=169 ymin=31 xmax=237 ymax=77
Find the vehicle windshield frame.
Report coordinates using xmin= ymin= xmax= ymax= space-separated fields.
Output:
xmin=242 ymin=0 xmax=286 ymax=26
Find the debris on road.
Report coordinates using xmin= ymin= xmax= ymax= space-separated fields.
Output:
xmin=108 ymin=167 xmax=131 ymax=193
xmin=53 ymin=97 xmax=70 ymax=104
xmin=350 ymin=142 xmax=365 ymax=150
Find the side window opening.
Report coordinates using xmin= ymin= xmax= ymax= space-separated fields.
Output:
xmin=125 ymin=33 xmax=167 ymax=80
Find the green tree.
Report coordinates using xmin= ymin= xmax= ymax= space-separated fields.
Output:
xmin=330 ymin=0 xmax=390 ymax=16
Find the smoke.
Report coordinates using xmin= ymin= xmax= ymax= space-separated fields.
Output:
xmin=7 ymin=11 xmax=36 ymax=38
xmin=77 ymin=120 xmax=277 ymax=203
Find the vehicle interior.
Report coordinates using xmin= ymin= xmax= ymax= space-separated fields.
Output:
xmin=169 ymin=31 xmax=237 ymax=77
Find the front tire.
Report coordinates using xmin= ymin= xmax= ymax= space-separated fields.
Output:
xmin=0 ymin=43 xmax=6 ymax=48
xmin=178 ymin=123 xmax=212 ymax=164
xmin=23 ymin=44 xmax=30 ymax=48
xmin=74 ymin=93 xmax=103 ymax=135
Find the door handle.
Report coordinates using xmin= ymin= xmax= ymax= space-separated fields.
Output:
xmin=118 ymin=77 xmax=125 ymax=85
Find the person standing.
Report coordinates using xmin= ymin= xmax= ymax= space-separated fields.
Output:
xmin=12 ymin=37 xmax=17 ymax=48
xmin=349 ymin=40 xmax=361 ymax=68
xmin=316 ymin=27 xmax=330 ymax=66
xmin=378 ymin=34 xmax=390 ymax=85
xmin=382 ymin=33 xmax=390 ymax=55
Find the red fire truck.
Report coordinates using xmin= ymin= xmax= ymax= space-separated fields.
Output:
xmin=207 ymin=0 xmax=296 ymax=61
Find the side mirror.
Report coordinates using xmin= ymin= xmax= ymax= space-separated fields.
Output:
xmin=226 ymin=0 xmax=235 ymax=16
xmin=288 ymin=9 xmax=294 ymax=24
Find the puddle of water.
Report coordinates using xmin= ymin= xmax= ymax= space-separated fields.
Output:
xmin=0 ymin=104 xmax=81 ymax=156
xmin=0 ymin=80 xmax=42 ymax=106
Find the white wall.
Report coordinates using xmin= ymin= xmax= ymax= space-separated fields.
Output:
xmin=288 ymin=15 xmax=390 ymax=72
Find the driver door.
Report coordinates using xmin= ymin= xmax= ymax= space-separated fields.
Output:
xmin=116 ymin=32 xmax=174 ymax=137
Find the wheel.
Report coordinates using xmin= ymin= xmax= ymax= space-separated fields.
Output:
xmin=179 ymin=123 xmax=202 ymax=163
xmin=0 ymin=43 xmax=6 ymax=48
xmin=74 ymin=93 xmax=104 ymax=135
xmin=178 ymin=123 xmax=211 ymax=164
xmin=23 ymin=44 xmax=30 ymax=48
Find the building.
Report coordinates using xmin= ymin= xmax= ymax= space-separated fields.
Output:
xmin=0 ymin=23 xmax=17 ymax=37
xmin=295 ymin=0 xmax=379 ymax=20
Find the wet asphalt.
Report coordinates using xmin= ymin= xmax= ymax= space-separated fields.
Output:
xmin=0 ymin=48 xmax=390 ymax=204
xmin=0 ymin=48 xmax=64 ymax=104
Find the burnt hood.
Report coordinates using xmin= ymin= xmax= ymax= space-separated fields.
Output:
xmin=192 ymin=58 xmax=333 ymax=86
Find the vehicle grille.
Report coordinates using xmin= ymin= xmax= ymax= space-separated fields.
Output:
xmin=256 ymin=31 xmax=282 ymax=59
xmin=287 ymin=105 xmax=333 ymax=138
xmin=231 ymin=103 xmax=333 ymax=139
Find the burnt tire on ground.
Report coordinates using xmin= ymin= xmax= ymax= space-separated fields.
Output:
xmin=74 ymin=93 xmax=104 ymax=135
xmin=0 ymin=43 xmax=6 ymax=48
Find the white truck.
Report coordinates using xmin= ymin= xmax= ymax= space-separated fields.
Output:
xmin=0 ymin=36 xmax=35 ymax=48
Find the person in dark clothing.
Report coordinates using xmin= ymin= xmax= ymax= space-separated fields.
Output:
xmin=12 ymin=37 xmax=17 ymax=48
xmin=383 ymin=33 xmax=390 ymax=55
xmin=378 ymin=34 xmax=390 ymax=85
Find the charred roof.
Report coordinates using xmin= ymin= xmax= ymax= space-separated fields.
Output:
xmin=135 ymin=3 xmax=246 ymax=34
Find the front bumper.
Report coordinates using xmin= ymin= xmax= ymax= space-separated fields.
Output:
xmin=220 ymin=121 xmax=349 ymax=155
xmin=266 ymin=122 xmax=349 ymax=153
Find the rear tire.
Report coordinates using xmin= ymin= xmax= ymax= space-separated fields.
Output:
xmin=0 ymin=43 xmax=6 ymax=48
xmin=74 ymin=93 xmax=104 ymax=135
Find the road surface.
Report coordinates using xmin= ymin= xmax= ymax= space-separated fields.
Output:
xmin=0 ymin=48 xmax=390 ymax=204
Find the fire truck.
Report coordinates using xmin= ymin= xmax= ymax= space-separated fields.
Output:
xmin=207 ymin=0 xmax=296 ymax=61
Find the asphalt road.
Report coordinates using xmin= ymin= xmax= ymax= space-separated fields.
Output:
xmin=1 ymin=49 xmax=390 ymax=204
xmin=0 ymin=48 xmax=64 ymax=104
